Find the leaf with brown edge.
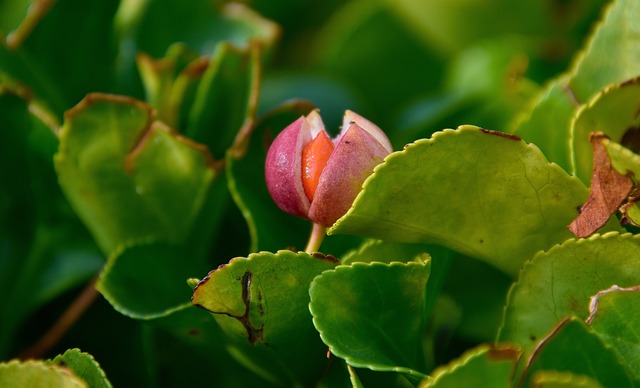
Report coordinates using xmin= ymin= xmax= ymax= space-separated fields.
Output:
xmin=191 ymin=250 xmax=338 ymax=387
xmin=568 ymin=132 xmax=633 ymax=238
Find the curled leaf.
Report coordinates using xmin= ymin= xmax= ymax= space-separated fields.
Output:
xmin=568 ymin=132 xmax=633 ymax=238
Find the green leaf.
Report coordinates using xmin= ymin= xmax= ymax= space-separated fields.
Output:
xmin=97 ymin=242 xmax=208 ymax=319
xmin=0 ymin=359 xmax=87 ymax=388
xmin=586 ymin=285 xmax=640 ymax=381
xmin=55 ymin=94 xmax=217 ymax=255
xmin=529 ymin=371 xmax=603 ymax=388
xmin=341 ymin=240 xmax=429 ymax=265
xmin=521 ymin=317 xmax=634 ymax=387
xmin=422 ymin=345 xmax=521 ymax=388
xmin=0 ymin=0 xmax=119 ymax=119
xmin=510 ymin=80 xmax=576 ymax=171
xmin=0 ymin=92 xmax=103 ymax=358
xmin=603 ymin=138 xmax=640 ymax=179
xmin=185 ymin=42 xmax=261 ymax=159
xmin=341 ymin=240 xmax=453 ymax=324
xmin=514 ymin=0 xmax=640 ymax=171
xmin=571 ymin=78 xmax=640 ymax=182
xmin=498 ymin=232 xmax=640 ymax=354
xmin=330 ymin=125 xmax=587 ymax=276
xmin=388 ymin=0 xmax=605 ymax=54
xmin=191 ymin=250 xmax=339 ymax=387
xmin=312 ymin=0 xmax=443 ymax=124
xmin=129 ymin=2 xmax=279 ymax=59
xmin=0 ymin=0 xmax=29 ymax=34
xmin=49 ymin=349 xmax=112 ymax=388
xmin=136 ymin=43 xmax=202 ymax=129
xmin=567 ymin=0 xmax=640 ymax=103
xmin=441 ymin=255 xmax=513 ymax=342
xmin=309 ymin=259 xmax=431 ymax=381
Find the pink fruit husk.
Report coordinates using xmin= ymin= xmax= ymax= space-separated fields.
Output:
xmin=264 ymin=116 xmax=312 ymax=218
xmin=308 ymin=123 xmax=390 ymax=226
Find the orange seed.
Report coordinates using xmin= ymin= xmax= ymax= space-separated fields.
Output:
xmin=301 ymin=130 xmax=334 ymax=201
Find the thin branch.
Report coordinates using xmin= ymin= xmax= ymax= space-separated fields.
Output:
xmin=19 ymin=276 xmax=100 ymax=360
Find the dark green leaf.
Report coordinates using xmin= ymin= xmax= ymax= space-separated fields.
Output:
xmin=586 ymin=285 xmax=640 ymax=381
xmin=0 ymin=0 xmax=119 ymax=118
xmin=185 ymin=42 xmax=261 ymax=159
xmin=191 ymin=250 xmax=339 ymax=386
xmin=0 ymin=93 xmax=102 ymax=358
xmin=309 ymin=259 xmax=431 ymax=381
xmin=97 ymin=242 xmax=208 ymax=319
xmin=422 ymin=345 xmax=521 ymax=388
xmin=312 ymin=0 xmax=443 ymax=124
xmin=521 ymin=317 xmax=634 ymax=387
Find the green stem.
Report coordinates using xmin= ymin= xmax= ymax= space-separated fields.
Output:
xmin=304 ymin=223 xmax=326 ymax=253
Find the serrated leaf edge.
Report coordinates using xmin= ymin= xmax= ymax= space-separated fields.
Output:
xmin=308 ymin=260 xmax=429 ymax=379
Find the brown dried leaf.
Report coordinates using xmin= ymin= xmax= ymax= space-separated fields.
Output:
xmin=568 ymin=132 xmax=633 ymax=237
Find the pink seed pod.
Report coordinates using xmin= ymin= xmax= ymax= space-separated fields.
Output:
xmin=265 ymin=110 xmax=392 ymax=226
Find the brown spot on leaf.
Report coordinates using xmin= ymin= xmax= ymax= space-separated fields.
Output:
xmin=568 ymin=132 xmax=634 ymax=238
xmin=487 ymin=346 xmax=521 ymax=362
xmin=312 ymin=252 xmax=340 ymax=263
xmin=479 ymin=128 xmax=521 ymax=141
xmin=238 ymin=271 xmax=265 ymax=344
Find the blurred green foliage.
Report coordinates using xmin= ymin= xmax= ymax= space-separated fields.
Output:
xmin=2 ymin=0 xmax=640 ymax=386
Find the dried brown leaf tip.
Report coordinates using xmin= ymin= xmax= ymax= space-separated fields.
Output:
xmin=568 ymin=132 xmax=634 ymax=238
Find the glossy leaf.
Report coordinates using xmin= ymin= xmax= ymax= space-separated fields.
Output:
xmin=55 ymin=94 xmax=217 ymax=255
xmin=571 ymin=78 xmax=640 ymax=182
xmin=191 ymin=250 xmax=338 ymax=386
xmin=97 ymin=242 xmax=208 ymax=319
xmin=331 ymin=125 xmax=587 ymax=275
xmin=185 ymin=42 xmax=261 ymax=159
xmin=521 ymin=317 xmax=634 ymax=387
xmin=309 ymin=259 xmax=431 ymax=381
xmin=49 ymin=349 xmax=112 ymax=388
xmin=514 ymin=0 xmax=640 ymax=171
xmin=498 ymin=232 xmax=640 ymax=354
xmin=341 ymin=240 xmax=430 ymax=265
xmin=587 ymin=285 xmax=640 ymax=381
xmin=0 ymin=359 xmax=87 ymax=388
xmin=421 ymin=345 xmax=521 ymax=388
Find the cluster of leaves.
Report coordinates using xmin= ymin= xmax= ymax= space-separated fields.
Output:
xmin=1 ymin=0 xmax=640 ymax=386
